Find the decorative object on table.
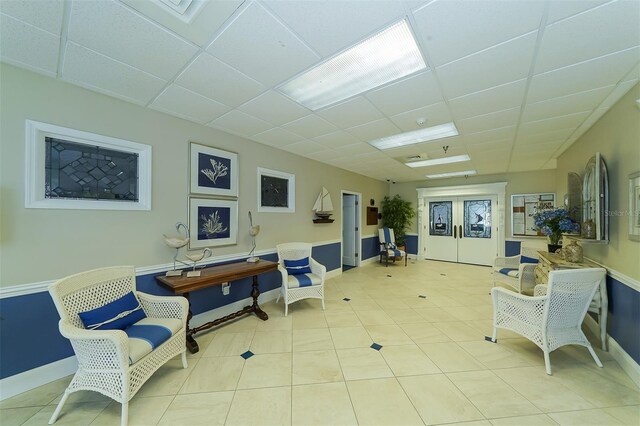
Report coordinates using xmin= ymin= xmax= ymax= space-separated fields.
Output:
xmin=185 ymin=248 xmax=212 ymax=277
xmin=581 ymin=219 xmax=596 ymax=239
xmin=531 ymin=207 xmax=579 ymax=252
xmin=247 ymin=211 xmax=260 ymax=263
xmin=189 ymin=198 xmax=238 ymax=249
xmin=190 ymin=143 xmax=238 ymax=197
xmin=257 ymin=167 xmax=295 ymax=213
xmin=312 ymin=186 xmax=335 ymax=223
xmin=163 ymin=222 xmax=191 ymax=276
xmin=629 ymin=171 xmax=640 ymax=241
xmin=381 ymin=194 xmax=416 ymax=247
xmin=564 ymin=239 xmax=584 ymax=263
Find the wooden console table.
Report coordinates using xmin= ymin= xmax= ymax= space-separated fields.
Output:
xmin=535 ymin=251 xmax=608 ymax=351
xmin=156 ymin=260 xmax=278 ymax=353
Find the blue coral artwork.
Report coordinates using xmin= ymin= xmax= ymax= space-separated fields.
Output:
xmin=198 ymin=153 xmax=231 ymax=190
xmin=189 ymin=198 xmax=238 ymax=249
xmin=190 ymin=143 xmax=238 ymax=197
xmin=197 ymin=206 xmax=231 ymax=241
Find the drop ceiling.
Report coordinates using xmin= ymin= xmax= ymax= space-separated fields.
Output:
xmin=1 ymin=0 xmax=638 ymax=182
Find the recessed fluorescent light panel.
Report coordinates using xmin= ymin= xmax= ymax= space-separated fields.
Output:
xmin=406 ymin=154 xmax=470 ymax=168
xmin=369 ymin=122 xmax=459 ymax=150
xmin=426 ymin=170 xmax=477 ymax=179
xmin=278 ymin=20 xmax=426 ymax=111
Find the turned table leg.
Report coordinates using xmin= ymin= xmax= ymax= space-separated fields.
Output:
xmin=251 ymin=275 xmax=269 ymax=321
xmin=183 ymin=293 xmax=200 ymax=354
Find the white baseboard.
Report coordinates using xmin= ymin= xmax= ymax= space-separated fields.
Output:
xmin=360 ymin=256 xmax=379 ymax=266
xmin=584 ymin=315 xmax=640 ymax=388
xmin=0 ymin=356 xmax=78 ymax=401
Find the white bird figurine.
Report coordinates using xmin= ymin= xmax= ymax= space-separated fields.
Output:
xmin=163 ymin=235 xmax=189 ymax=248
xmin=185 ymin=248 xmax=212 ymax=264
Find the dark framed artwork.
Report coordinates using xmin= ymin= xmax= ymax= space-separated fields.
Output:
xmin=189 ymin=197 xmax=238 ymax=249
xmin=190 ymin=143 xmax=238 ymax=197
xmin=257 ymin=167 xmax=295 ymax=213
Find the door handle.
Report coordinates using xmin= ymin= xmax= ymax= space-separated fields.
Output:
xmin=453 ymin=225 xmax=457 ymax=239
xmin=459 ymin=225 xmax=463 ymax=238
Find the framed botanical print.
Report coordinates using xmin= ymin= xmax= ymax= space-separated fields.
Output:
xmin=257 ymin=167 xmax=295 ymax=213
xmin=189 ymin=197 xmax=238 ymax=249
xmin=190 ymin=143 xmax=238 ymax=197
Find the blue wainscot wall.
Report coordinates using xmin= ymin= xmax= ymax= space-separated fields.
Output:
xmin=503 ymin=240 xmax=640 ymax=365
xmin=0 ymin=242 xmax=341 ymax=380
xmin=361 ymin=235 xmax=380 ymax=261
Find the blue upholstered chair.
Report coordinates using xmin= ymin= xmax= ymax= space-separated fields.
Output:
xmin=379 ymin=227 xmax=407 ymax=267
xmin=276 ymin=243 xmax=326 ymax=316
xmin=493 ymin=247 xmax=539 ymax=294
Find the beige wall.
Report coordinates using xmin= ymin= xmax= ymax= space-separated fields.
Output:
xmin=390 ymin=169 xmax=558 ymax=238
xmin=555 ymin=83 xmax=640 ymax=280
xmin=0 ymin=64 xmax=388 ymax=287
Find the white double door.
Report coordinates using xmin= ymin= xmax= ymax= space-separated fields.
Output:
xmin=423 ymin=195 xmax=498 ymax=266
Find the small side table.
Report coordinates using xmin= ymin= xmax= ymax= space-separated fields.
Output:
xmin=535 ymin=251 xmax=608 ymax=351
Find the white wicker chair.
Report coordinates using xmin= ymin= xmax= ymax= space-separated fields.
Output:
xmin=276 ymin=243 xmax=326 ymax=316
xmin=490 ymin=268 xmax=606 ymax=375
xmin=48 ymin=266 xmax=188 ymax=426
xmin=492 ymin=247 xmax=539 ymax=294
xmin=378 ymin=228 xmax=407 ymax=267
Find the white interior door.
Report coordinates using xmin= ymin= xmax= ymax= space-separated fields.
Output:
xmin=423 ymin=195 xmax=498 ymax=266
xmin=342 ymin=194 xmax=357 ymax=266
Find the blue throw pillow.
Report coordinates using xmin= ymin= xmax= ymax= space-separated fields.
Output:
xmin=78 ymin=292 xmax=146 ymax=330
xmin=521 ymin=255 xmax=539 ymax=264
xmin=284 ymin=257 xmax=312 ymax=275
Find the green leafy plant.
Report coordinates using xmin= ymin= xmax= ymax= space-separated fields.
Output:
xmin=381 ymin=194 xmax=416 ymax=247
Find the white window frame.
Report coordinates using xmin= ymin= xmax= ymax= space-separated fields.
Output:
xmin=25 ymin=120 xmax=152 ymax=210
xmin=257 ymin=167 xmax=295 ymax=213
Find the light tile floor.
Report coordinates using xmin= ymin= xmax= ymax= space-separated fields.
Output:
xmin=2 ymin=260 xmax=639 ymax=425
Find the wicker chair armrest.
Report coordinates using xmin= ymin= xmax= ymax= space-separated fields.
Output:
xmin=493 ymin=255 xmax=520 ymax=269
xmin=309 ymin=258 xmax=326 ymax=278
xmin=519 ymin=264 xmax=537 ymax=283
xmin=534 ymin=284 xmax=548 ymax=297
xmin=137 ymin=291 xmax=188 ymax=321
xmin=59 ymin=319 xmax=129 ymax=368
xmin=278 ymin=265 xmax=289 ymax=283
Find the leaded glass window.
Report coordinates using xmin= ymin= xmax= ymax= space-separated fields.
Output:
xmin=464 ymin=199 xmax=492 ymax=238
xmin=45 ymin=137 xmax=139 ymax=202
xmin=429 ymin=201 xmax=452 ymax=236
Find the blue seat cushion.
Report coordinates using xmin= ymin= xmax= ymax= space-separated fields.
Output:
xmin=287 ymin=273 xmax=322 ymax=288
xmin=284 ymin=257 xmax=312 ymax=275
xmin=79 ymin=292 xmax=146 ymax=330
xmin=521 ymin=255 xmax=539 ymax=264
xmin=126 ymin=317 xmax=182 ymax=364
xmin=498 ymin=268 xmax=519 ymax=278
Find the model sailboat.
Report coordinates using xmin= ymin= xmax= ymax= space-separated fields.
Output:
xmin=312 ymin=187 xmax=335 ymax=223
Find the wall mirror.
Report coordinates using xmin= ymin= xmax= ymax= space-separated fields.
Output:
xmin=511 ymin=193 xmax=555 ymax=237
xmin=581 ymin=152 xmax=609 ymax=242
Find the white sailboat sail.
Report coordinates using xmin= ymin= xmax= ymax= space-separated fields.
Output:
xmin=312 ymin=187 xmax=334 ymax=213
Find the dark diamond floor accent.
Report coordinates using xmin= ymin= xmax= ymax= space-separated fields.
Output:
xmin=419 ymin=295 xmax=427 ymax=299
xmin=440 ymin=273 xmax=447 ymax=276
xmin=386 ymin=275 xmax=392 ymax=277
xmin=343 ymin=298 xmax=351 ymax=302
xmin=370 ymin=343 xmax=383 ymax=351
xmin=240 ymin=351 xmax=254 ymax=359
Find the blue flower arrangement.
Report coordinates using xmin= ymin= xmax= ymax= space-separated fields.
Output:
xmin=532 ymin=208 xmax=580 ymax=245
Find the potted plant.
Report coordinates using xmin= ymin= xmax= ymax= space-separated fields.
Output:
xmin=532 ymin=208 xmax=580 ymax=253
xmin=381 ymin=194 xmax=416 ymax=250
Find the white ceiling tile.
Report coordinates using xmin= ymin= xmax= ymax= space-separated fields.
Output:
xmin=389 ymin=102 xmax=453 ymax=132
xmin=316 ymin=97 xmax=384 ymax=129
xmin=252 ymin=127 xmax=304 ymax=147
xmin=346 ymin=119 xmax=401 ymax=142
xmin=313 ymin=130 xmax=362 ymax=149
xmin=436 ymin=33 xmax=537 ymax=99
xmin=448 ymin=79 xmax=527 ymax=120
xmin=282 ymin=140 xmax=325 ymax=156
xmin=265 ymin=0 xmax=407 ymax=57
xmin=476 ymin=163 xmax=509 ymax=175
xmin=600 ymin=79 xmax=639 ymax=109
xmin=0 ymin=13 xmax=59 ymax=76
xmin=512 ymin=140 xmax=564 ymax=155
xmin=470 ymin=148 xmax=511 ymax=163
xmin=413 ymin=0 xmax=544 ymax=67
xmin=335 ymin=143 xmax=379 ymax=156
xmin=463 ymin=126 xmax=517 ymax=146
xmin=519 ymin=111 xmax=590 ymax=136
xmin=509 ymin=159 xmax=546 ymax=172
xmin=176 ymin=53 xmax=265 ymax=108
xmin=62 ymin=42 xmax=167 ymax=105
xmin=281 ymin=115 xmax=337 ymax=139
xmin=0 ymin=0 xmax=64 ymax=34
xmin=207 ymin=2 xmax=319 ymax=86
xmin=535 ymin=0 xmax=640 ymax=74
xmin=238 ymin=90 xmax=310 ymax=126
xmin=365 ymin=72 xmax=443 ymax=116
xmin=121 ymin=0 xmax=243 ymax=46
xmin=151 ymin=84 xmax=231 ymax=124
xmin=464 ymin=138 xmax=513 ymax=153
xmin=546 ymin=0 xmax=609 ymax=24
xmin=566 ymin=108 xmax=610 ymax=142
xmin=208 ymin=110 xmax=273 ymax=137
xmin=523 ymin=85 xmax=614 ymax=122
xmin=623 ymin=63 xmax=640 ymax=81
xmin=457 ymin=107 xmax=520 ymax=134
xmin=307 ymin=150 xmax=343 ymax=162
xmin=528 ymin=47 xmax=640 ymax=102
xmin=516 ymin=127 xmax=575 ymax=146
xmin=68 ymin=0 xmax=198 ymax=80
xmin=383 ymin=136 xmax=465 ymax=159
